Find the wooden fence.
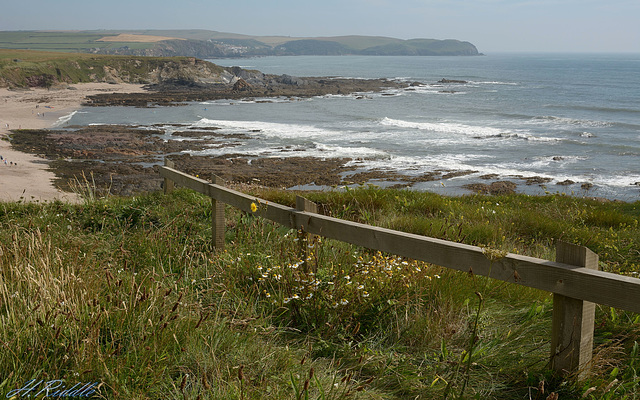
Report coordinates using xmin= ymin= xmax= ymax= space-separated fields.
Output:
xmin=160 ymin=161 xmax=640 ymax=378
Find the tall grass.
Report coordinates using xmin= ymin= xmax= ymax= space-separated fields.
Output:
xmin=0 ymin=186 xmax=638 ymax=399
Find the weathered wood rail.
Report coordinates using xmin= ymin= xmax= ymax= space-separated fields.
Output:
xmin=160 ymin=161 xmax=640 ymax=378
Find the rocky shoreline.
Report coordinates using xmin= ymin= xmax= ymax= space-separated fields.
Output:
xmin=82 ymin=76 xmax=409 ymax=107
xmin=12 ymin=121 xmax=579 ymax=198
xmin=5 ymin=75 xmax=608 ymax=199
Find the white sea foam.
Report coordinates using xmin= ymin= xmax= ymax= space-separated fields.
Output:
xmin=379 ymin=117 xmax=566 ymax=142
xmin=52 ymin=111 xmax=78 ymax=127
xmin=531 ymin=115 xmax=612 ymax=128
xmin=380 ymin=117 xmax=510 ymax=138
xmin=191 ymin=118 xmax=346 ymax=139
xmin=344 ymin=153 xmax=490 ymax=175
xmin=199 ymin=97 xmax=297 ymax=106
xmin=469 ymin=81 xmax=518 ymax=86
xmin=189 ymin=142 xmax=386 ymax=160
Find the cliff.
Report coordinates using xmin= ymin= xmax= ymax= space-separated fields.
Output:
xmin=0 ymin=51 xmax=263 ymax=89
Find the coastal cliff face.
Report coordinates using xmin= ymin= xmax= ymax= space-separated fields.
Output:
xmin=94 ymin=38 xmax=481 ymax=58
xmin=0 ymin=54 xmax=264 ymax=89
xmin=0 ymin=31 xmax=482 ymax=58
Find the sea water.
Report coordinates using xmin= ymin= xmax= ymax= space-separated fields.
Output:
xmin=62 ymin=53 xmax=640 ymax=201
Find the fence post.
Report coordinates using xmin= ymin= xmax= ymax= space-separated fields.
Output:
xmin=550 ymin=242 xmax=599 ymax=378
xmin=164 ymin=159 xmax=175 ymax=194
xmin=211 ymin=174 xmax=225 ymax=250
xmin=296 ymin=196 xmax=318 ymax=273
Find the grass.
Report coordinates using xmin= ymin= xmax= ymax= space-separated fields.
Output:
xmin=0 ymin=185 xmax=639 ymax=399
xmin=0 ymin=49 xmax=226 ymax=88
xmin=0 ymin=31 xmax=157 ymax=53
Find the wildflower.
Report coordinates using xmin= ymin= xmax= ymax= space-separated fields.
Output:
xmin=340 ymin=299 xmax=349 ymax=306
xmin=434 ymin=274 xmax=441 ymax=279
xmin=362 ymin=291 xmax=370 ymax=298
xmin=357 ymin=284 xmax=365 ymax=290
xmin=284 ymin=298 xmax=292 ymax=304
xmin=305 ymin=293 xmax=313 ymax=300
xmin=292 ymin=294 xmax=300 ymax=300
xmin=250 ymin=202 xmax=258 ymax=213
xmin=265 ymin=293 xmax=271 ymax=298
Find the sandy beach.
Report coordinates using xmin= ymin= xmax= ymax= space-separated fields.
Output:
xmin=0 ymin=83 xmax=146 ymax=203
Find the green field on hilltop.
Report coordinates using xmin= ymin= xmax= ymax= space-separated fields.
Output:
xmin=1 ymin=184 xmax=638 ymax=399
xmin=0 ymin=30 xmax=481 ymax=57
xmin=0 ymin=31 xmax=156 ymax=53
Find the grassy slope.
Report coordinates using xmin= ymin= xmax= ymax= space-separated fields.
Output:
xmin=1 ymin=185 xmax=638 ymax=399
xmin=0 ymin=49 xmax=226 ymax=88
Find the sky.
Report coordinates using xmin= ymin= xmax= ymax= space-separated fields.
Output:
xmin=1 ymin=0 xmax=639 ymax=53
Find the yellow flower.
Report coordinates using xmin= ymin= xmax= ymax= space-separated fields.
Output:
xmin=250 ymin=202 xmax=258 ymax=213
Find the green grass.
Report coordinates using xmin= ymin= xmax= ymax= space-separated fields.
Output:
xmin=0 ymin=49 xmax=226 ymax=88
xmin=0 ymin=31 xmax=156 ymax=53
xmin=0 ymin=186 xmax=638 ymax=399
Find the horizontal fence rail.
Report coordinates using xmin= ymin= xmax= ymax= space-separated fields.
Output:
xmin=160 ymin=163 xmax=640 ymax=377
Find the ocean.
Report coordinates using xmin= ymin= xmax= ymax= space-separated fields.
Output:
xmin=61 ymin=53 xmax=640 ymax=201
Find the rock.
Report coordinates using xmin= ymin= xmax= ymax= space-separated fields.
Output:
xmin=557 ymin=180 xmax=575 ymax=186
xmin=232 ymin=78 xmax=251 ymax=91
xmin=581 ymin=183 xmax=594 ymax=190
xmin=462 ymin=181 xmax=516 ymax=195
xmin=438 ymin=78 xmax=468 ymax=84
xmin=489 ymin=181 xmax=517 ymax=195
xmin=524 ymin=176 xmax=552 ymax=185
xmin=278 ymin=74 xmax=307 ymax=86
